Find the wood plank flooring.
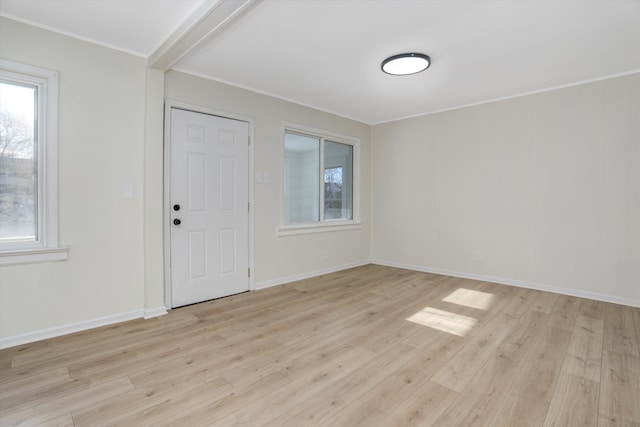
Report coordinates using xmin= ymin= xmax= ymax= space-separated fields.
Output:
xmin=1 ymin=264 xmax=639 ymax=426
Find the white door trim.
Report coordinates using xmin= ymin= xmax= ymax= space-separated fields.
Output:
xmin=163 ymin=99 xmax=255 ymax=309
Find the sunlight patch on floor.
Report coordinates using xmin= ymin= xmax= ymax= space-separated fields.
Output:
xmin=442 ymin=288 xmax=495 ymax=310
xmin=406 ymin=307 xmax=478 ymax=337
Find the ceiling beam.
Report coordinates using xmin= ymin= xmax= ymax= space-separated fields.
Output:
xmin=148 ymin=0 xmax=260 ymax=71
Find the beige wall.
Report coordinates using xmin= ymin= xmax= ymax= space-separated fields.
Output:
xmin=0 ymin=19 xmax=372 ymax=345
xmin=371 ymin=72 xmax=640 ymax=305
xmin=1 ymin=16 xmax=637 ymax=346
xmin=0 ymin=18 xmax=148 ymax=341
xmin=164 ymin=71 xmax=372 ymax=287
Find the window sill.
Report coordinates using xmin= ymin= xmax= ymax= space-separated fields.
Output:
xmin=277 ymin=222 xmax=363 ymax=237
xmin=0 ymin=246 xmax=70 ymax=266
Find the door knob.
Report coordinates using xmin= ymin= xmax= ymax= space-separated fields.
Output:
xmin=173 ymin=218 xmax=181 ymax=226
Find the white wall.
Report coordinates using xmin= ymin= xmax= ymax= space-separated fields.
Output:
xmin=2 ymin=16 xmax=636 ymax=347
xmin=371 ymin=72 xmax=640 ymax=306
xmin=165 ymin=71 xmax=372 ymax=288
xmin=0 ymin=19 xmax=372 ymax=346
xmin=0 ymin=18 xmax=370 ymax=347
xmin=0 ymin=18 xmax=149 ymax=342
xmin=143 ymin=68 xmax=166 ymax=316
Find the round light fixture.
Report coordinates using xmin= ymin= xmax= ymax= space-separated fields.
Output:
xmin=381 ymin=53 xmax=431 ymax=75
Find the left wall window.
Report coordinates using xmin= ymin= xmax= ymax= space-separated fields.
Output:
xmin=0 ymin=59 xmax=68 ymax=265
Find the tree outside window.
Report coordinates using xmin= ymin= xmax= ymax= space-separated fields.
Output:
xmin=0 ymin=81 xmax=37 ymax=242
xmin=0 ymin=58 xmax=67 ymax=265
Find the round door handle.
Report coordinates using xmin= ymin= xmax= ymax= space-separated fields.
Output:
xmin=173 ymin=218 xmax=181 ymax=226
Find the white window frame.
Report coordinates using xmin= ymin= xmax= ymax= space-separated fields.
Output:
xmin=0 ymin=59 xmax=68 ymax=265
xmin=278 ymin=121 xmax=361 ymax=236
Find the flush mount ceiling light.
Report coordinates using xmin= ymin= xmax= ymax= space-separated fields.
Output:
xmin=381 ymin=53 xmax=431 ymax=75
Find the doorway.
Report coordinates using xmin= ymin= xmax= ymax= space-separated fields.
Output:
xmin=166 ymin=105 xmax=250 ymax=308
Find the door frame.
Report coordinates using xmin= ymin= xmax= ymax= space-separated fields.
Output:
xmin=163 ymin=99 xmax=255 ymax=309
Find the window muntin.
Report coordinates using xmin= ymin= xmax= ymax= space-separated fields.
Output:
xmin=282 ymin=124 xmax=359 ymax=231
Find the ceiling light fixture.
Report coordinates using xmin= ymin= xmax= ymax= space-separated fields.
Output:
xmin=381 ymin=53 xmax=431 ymax=75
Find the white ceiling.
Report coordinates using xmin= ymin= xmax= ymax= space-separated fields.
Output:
xmin=2 ymin=0 xmax=639 ymax=124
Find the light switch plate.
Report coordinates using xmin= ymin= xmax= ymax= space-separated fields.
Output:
xmin=122 ymin=184 xmax=135 ymax=199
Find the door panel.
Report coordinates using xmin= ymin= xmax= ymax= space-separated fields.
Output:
xmin=170 ymin=108 xmax=249 ymax=308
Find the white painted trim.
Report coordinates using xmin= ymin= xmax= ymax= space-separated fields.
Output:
xmin=0 ymin=309 xmax=144 ymax=350
xmin=371 ymin=259 xmax=640 ymax=309
xmin=144 ymin=306 xmax=168 ymax=319
xmin=149 ymin=0 xmax=260 ymax=70
xmin=276 ymin=222 xmax=363 ymax=237
xmin=282 ymin=121 xmax=361 ymax=146
xmin=254 ymin=260 xmax=370 ymax=290
xmin=0 ymin=59 xmax=67 ymax=265
xmin=0 ymin=14 xmax=148 ymax=58
xmin=279 ymin=121 xmax=361 ymax=232
xmin=173 ymin=68 xmax=640 ymax=126
xmin=248 ymin=117 xmax=256 ymax=292
xmin=372 ymin=69 xmax=640 ymax=125
xmin=171 ymin=67 xmax=369 ymax=125
xmin=0 ymin=246 xmax=69 ymax=266
xmin=3 ymin=258 xmax=637 ymax=349
xmin=163 ymin=102 xmax=173 ymax=309
xmin=163 ymin=99 xmax=256 ymax=305
xmin=143 ymin=68 xmax=166 ymax=315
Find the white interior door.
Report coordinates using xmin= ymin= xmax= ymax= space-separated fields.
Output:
xmin=169 ymin=107 xmax=249 ymax=308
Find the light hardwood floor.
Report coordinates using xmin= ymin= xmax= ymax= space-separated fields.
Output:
xmin=1 ymin=265 xmax=639 ymax=426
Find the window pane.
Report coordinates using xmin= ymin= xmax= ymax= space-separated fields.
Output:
xmin=0 ymin=81 xmax=37 ymax=242
xmin=324 ymin=141 xmax=353 ymax=220
xmin=324 ymin=166 xmax=342 ymax=219
xmin=284 ymin=132 xmax=320 ymax=223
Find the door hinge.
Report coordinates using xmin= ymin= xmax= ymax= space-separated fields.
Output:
xmin=248 ymin=136 xmax=251 ymax=146
xmin=248 ymin=268 xmax=251 ymax=278
xmin=248 ymin=202 xmax=250 ymax=212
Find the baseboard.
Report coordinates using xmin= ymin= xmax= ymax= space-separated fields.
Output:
xmin=4 ymin=259 xmax=634 ymax=350
xmin=0 ymin=262 xmax=369 ymax=349
xmin=371 ymin=259 xmax=640 ymax=308
xmin=254 ymin=260 xmax=371 ymax=291
xmin=0 ymin=309 xmax=144 ymax=350
xmin=144 ymin=306 xmax=168 ymax=319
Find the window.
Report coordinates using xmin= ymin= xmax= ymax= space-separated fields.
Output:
xmin=280 ymin=122 xmax=360 ymax=235
xmin=323 ymin=141 xmax=353 ymax=220
xmin=0 ymin=59 xmax=67 ymax=265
